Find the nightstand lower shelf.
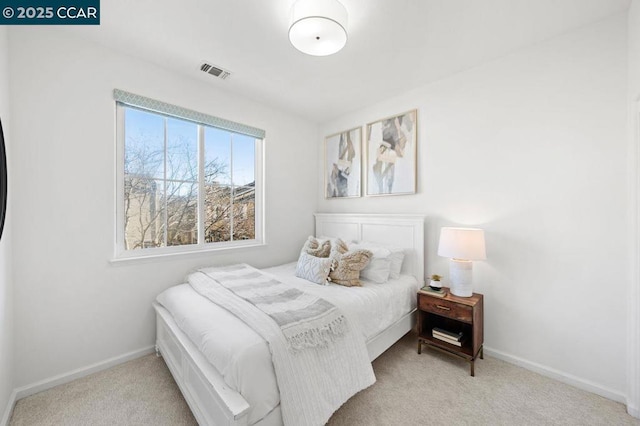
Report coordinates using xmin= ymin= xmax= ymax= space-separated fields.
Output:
xmin=418 ymin=335 xmax=483 ymax=376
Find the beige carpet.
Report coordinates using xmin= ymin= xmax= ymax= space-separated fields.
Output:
xmin=328 ymin=332 xmax=639 ymax=426
xmin=9 ymin=354 xmax=196 ymax=426
xmin=10 ymin=332 xmax=640 ymax=425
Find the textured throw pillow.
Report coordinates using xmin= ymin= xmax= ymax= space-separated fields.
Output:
xmin=295 ymin=251 xmax=332 ymax=285
xmin=302 ymin=236 xmax=331 ymax=258
xmin=329 ymin=249 xmax=373 ymax=287
xmin=329 ymin=238 xmax=349 ymax=258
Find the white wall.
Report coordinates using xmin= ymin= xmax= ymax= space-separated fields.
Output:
xmin=627 ymin=0 xmax=640 ymax=417
xmin=319 ymin=15 xmax=628 ymax=398
xmin=8 ymin=27 xmax=318 ymax=387
xmin=0 ymin=26 xmax=14 ymax=423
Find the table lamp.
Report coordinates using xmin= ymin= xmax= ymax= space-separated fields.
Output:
xmin=437 ymin=227 xmax=486 ymax=297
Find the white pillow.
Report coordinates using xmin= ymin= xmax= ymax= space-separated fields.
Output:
xmin=349 ymin=242 xmax=392 ymax=283
xmin=295 ymin=251 xmax=332 ymax=285
xmin=350 ymin=241 xmax=405 ymax=280
xmin=386 ymin=248 xmax=405 ymax=279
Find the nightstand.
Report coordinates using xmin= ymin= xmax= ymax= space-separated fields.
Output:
xmin=417 ymin=288 xmax=484 ymax=376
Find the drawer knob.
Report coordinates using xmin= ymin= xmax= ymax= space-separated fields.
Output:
xmin=436 ymin=305 xmax=451 ymax=311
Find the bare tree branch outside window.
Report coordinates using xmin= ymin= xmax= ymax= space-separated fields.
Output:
xmin=122 ymin=108 xmax=256 ymax=251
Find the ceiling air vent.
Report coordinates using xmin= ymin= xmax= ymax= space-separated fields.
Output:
xmin=200 ymin=62 xmax=231 ymax=80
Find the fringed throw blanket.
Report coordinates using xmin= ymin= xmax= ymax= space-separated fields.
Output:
xmin=198 ymin=264 xmax=346 ymax=351
xmin=189 ymin=264 xmax=375 ymax=426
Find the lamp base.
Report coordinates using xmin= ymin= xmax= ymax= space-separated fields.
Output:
xmin=449 ymin=259 xmax=473 ymax=297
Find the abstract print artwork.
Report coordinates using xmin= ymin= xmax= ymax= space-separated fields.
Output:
xmin=366 ymin=110 xmax=417 ymax=196
xmin=325 ymin=127 xmax=361 ymax=198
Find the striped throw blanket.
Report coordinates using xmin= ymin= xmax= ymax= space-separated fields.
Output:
xmin=196 ymin=264 xmax=347 ymax=351
xmin=188 ymin=264 xmax=375 ymax=426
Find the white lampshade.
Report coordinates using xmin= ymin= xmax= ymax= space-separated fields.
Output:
xmin=438 ymin=227 xmax=486 ymax=297
xmin=289 ymin=0 xmax=348 ymax=56
xmin=438 ymin=227 xmax=486 ymax=261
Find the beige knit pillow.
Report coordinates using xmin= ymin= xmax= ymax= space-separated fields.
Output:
xmin=302 ymin=236 xmax=331 ymax=258
xmin=329 ymin=238 xmax=349 ymax=258
xmin=329 ymin=248 xmax=373 ymax=287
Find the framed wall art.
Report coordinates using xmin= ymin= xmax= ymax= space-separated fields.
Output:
xmin=324 ymin=126 xmax=362 ymax=199
xmin=365 ymin=110 xmax=417 ymax=196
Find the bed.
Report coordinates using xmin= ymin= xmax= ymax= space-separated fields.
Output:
xmin=153 ymin=213 xmax=425 ymax=425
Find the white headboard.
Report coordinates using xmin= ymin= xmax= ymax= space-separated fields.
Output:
xmin=314 ymin=213 xmax=425 ymax=283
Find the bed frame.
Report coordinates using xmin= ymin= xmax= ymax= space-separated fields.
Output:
xmin=154 ymin=213 xmax=425 ymax=426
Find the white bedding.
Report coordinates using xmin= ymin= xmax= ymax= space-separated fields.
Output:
xmin=156 ymin=262 xmax=419 ymax=425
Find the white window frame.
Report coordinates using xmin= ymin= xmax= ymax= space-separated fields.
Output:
xmin=112 ymin=91 xmax=265 ymax=262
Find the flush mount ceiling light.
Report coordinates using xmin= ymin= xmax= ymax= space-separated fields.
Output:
xmin=288 ymin=0 xmax=348 ymax=56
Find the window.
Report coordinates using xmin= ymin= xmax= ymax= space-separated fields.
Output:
xmin=114 ymin=90 xmax=264 ymax=259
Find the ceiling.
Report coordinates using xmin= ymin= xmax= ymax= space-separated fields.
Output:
xmin=67 ymin=0 xmax=630 ymax=123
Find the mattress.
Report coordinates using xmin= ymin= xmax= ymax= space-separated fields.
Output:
xmin=156 ymin=262 xmax=419 ymax=425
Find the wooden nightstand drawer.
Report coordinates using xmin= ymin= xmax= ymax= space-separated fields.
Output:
xmin=418 ymin=295 xmax=472 ymax=323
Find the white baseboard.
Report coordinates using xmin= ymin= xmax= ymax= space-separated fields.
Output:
xmin=0 ymin=389 xmax=17 ymax=426
xmin=0 ymin=345 xmax=155 ymax=426
xmin=628 ymin=404 xmax=639 ymax=418
xmin=484 ymin=346 xmax=626 ymax=404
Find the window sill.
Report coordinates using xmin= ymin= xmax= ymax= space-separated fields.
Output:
xmin=109 ymin=241 xmax=267 ymax=266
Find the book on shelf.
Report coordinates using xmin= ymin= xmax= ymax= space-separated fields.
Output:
xmin=419 ymin=286 xmax=447 ymax=298
xmin=432 ymin=327 xmax=463 ymax=341
xmin=433 ymin=331 xmax=461 ymax=342
xmin=432 ymin=333 xmax=463 ymax=347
